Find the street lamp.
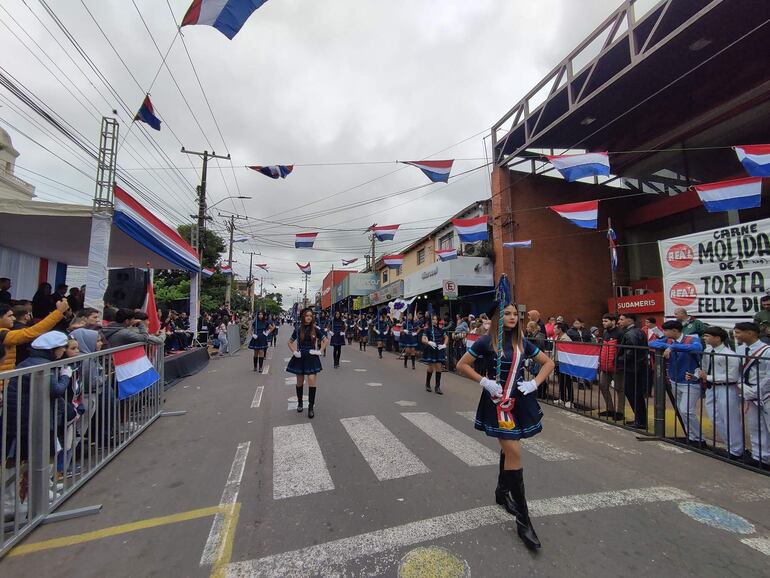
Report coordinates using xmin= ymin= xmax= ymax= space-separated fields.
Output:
xmin=207 ymin=195 xmax=252 ymax=212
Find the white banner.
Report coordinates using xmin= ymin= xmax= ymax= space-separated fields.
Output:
xmin=658 ymin=217 xmax=770 ymax=328
xmin=84 ymin=211 xmax=112 ymax=315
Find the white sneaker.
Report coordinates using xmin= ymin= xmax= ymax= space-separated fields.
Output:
xmin=564 ymin=401 xmax=573 ymax=409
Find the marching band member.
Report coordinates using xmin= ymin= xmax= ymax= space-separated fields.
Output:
xmin=456 ymin=278 xmax=554 ymax=550
xmin=248 ymin=310 xmax=274 ymax=373
xmin=421 ymin=310 xmax=448 ymax=394
xmin=287 ymin=308 xmax=328 ymax=419
xmin=374 ymin=310 xmax=390 ymax=359
xmin=357 ymin=314 xmax=369 ymax=351
xmin=329 ymin=309 xmax=347 ymax=369
xmin=400 ymin=310 xmax=418 ymax=370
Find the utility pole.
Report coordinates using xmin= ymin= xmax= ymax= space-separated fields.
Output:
xmin=221 ymin=213 xmax=248 ymax=309
xmin=244 ymin=251 xmax=260 ymax=315
xmin=181 ymin=148 xmax=230 ymax=255
xmin=368 ymin=223 xmax=377 ymax=273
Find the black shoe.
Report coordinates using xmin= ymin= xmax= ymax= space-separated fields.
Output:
xmin=308 ymin=407 xmax=314 ymax=419
xmin=502 ymin=469 xmax=541 ymax=550
xmin=495 ymin=452 xmax=505 ymax=505
xmin=598 ymin=410 xmax=613 ymax=417
xmin=425 ymin=385 xmax=432 ymax=392
xmin=614 ymin=412 xmax=625 ymax=421
xmin=625 ymin=420 xmax=644 ymax=428
xmin=434 ymin=385 xmax=443 ymax=395
xmin=297 ymin=404 xmax=304 ymax=413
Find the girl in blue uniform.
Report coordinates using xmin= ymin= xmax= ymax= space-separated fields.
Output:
xmin=400 ymin=311 xmax=418 ymax=370
xmin=248 ymin=311 xmax=274 ymax=372
xmin=374 ymin=311 xmax=390 ymax=359
xmin=329 ymin=310 xmax=347 ymax=368
xmin=421 ymin=313 xmax=448 ymax=394
xmin=287 ymin=308 xmax=328 ymax=419
xmin=456 ymin=300 xmax=554 ymax=551
xmin=357 ymin=314 xmax=369 ymax=351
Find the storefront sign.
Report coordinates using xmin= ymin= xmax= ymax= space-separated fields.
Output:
xmin=340 ymin=273 xmax=378 ymax=298
xmin=369 ymin=280 xmax=403 ymax=306
xmin=404 ymin=257 xmax=493 ymax=297
xmin=607 ymin=292 xmax=663 ymax=314
xmin=658 ymin=217 xmax=769 ymax=327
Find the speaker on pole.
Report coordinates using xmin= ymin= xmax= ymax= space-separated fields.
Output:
xmin=103 ymin=268 xmax=148 ymax=310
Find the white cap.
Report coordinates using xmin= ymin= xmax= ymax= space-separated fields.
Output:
xmin=31 ymin=331 xmax=69 ymax=350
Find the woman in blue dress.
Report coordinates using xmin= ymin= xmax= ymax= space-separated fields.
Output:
xmin=286 ymin=308 xmax=327 ymax=419
xmin=357 ymin=314 xmax=370 ymax=351
xmin=329 ymin=310 xmax=347 ymax=368
xmin=421 ymin=313 xmax=448 ymax=394
xmin=248 ymin=311 xmax=274 ymax=373
xmin=400 ymin=311 xmax=418 ymax=370
xmin=374 ymin=311 xmax=390 ymax=359
xmin=456 ymin=302 xmax=554 ymax=551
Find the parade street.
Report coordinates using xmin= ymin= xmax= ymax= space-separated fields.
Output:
xmin=1 ymin=326 xmax=768 ymax=578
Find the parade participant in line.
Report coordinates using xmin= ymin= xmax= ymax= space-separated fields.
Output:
xmin=733 ymin=321 xmax=770 ymax=466
xmin=456 ymin=276 xmax=554 ymax=550
xmin=400 ymin=310 xmax=418 ymax=370
xmin=357 ymin=314 xmax=369 ymax=351
xmin=374 ymin=310 xmax=390 ymax=359
xmin=248 ymin=311 xmax=274 ymax=373
xmin=329 ymin=309 xmax=347 ymax=368
xmin=421 ymin=309 xmax=448 ymax=394
xmin=345 ymin=313 xmax=354 ymax=345
xmin=286 ymin=308 xmax=327 ymax=419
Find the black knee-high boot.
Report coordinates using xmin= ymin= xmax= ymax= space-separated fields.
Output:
xmin=253 ymin=355 xmax=258 ymax=371
xmin=378 ymin=346 xmax=383 ymax=359
xmin=359 ymin=341 xmax=363 ymax=350
xmin=258 ymin=357 xmax=264 ymax=372
xmin=296 ymin=385 xmax=304 ymax=412
xmin=308 ymin=387 xmax=316 ymax=419
xmin=502 ymin=469 xmax=541 ymax=550
xmin=403 ymin=354 xmax=408 ymax=368
xmin=434 ymin=372 xmax=443 ymax=395
xmin=412 ymin=355 xmax=416 ymax=370
xmin=425 ymin=371 xmax=433 ymax=392
xmin=495 ymin=451 xmax=505 ymax=505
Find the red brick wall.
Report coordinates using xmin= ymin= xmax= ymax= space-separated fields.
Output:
xmin=491 ymin=169 xmax=618 ymax=324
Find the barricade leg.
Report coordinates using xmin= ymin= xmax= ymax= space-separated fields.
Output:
xmin=653 ymin=353 xmax=666 ymax=437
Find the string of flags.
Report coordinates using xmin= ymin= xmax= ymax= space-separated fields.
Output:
xmin=548 ymin=200 xmax=599 ymax=229
xmin=369 ymin=224 xmax=400 ymax=241
xmin=342 ymin=258 xmax=358 ymax=266
xmin=545 ymin=152 xmax=610 ymax=182
xmin=383 ymin=255 xmax=405 ymax=268
xmin=181 ymin=0 xmax=268 ymax=40
xmin=734 ymin=145 xmax=770 ymax=177
xmin=248 ymin=165 xmax=293 ymax=179
xmin=297 ymin=262 xmax=311 ymax=275
xmin=295 ymin=232 xmax=318 ymax=248
xmin=451 ymin=216 xmax=489 ymax=243
xmin=255 ymin=263 xmax=269 ymax=271
xmin=399 ymin=160 xmax=454 ymax=183
xmin=693 ymin=176 xmax=762 ymax=212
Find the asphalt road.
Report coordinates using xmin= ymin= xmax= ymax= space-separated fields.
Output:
xmin=2 ymin=324 xmax=769 ymax=577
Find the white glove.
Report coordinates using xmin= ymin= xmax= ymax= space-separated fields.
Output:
xmin=292 ymin=350 xmax=302 ymax=358
xmin=438 ymin=344 xmax=446 ymax=350
xmin=480 ymin=377 xmax=502 ymax=398
xmin=309 ymin=349 xmax=322 ymax=356
xmin=263 ymin=331 xmax=270 ymax=337
xmin=427 ymin=341 xmax=437 ymax=348
xmin=252 ymin=334 xmax=258 ymax=340
xmin=61 ymin=366 xmax=74 ymax=378
xmin=374 ymin=329 xmax=380 ymax=335
xmin=517 ymin=379 xmax=538 ymax=395
xmin=339 ymin=331 xmax=345 ymax=336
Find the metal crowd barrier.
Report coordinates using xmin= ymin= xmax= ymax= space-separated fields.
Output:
xmin=516 ymin=339 xmax=769 ymax=475
xmin=1 ymin=342 xmax=165 ymax=558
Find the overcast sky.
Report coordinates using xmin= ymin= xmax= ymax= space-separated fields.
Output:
xmin=0 ymin=0 xmax=617 ymax=300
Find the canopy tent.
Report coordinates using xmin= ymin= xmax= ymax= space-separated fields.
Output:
xmin=0 ymin=194 xmax=198 ymax=270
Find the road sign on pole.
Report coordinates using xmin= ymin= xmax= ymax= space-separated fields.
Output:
xmin=442 ymin=279 xmax=458 ymax=300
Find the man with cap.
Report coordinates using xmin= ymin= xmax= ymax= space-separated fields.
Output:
xmin=694 ymin=326 xmax=744 ymax=459
xmin=733 ymin=321 xmax=770 ymax=466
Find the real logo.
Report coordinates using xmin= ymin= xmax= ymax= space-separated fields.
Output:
xmin=666 ymin=243 xmax=694 ymax=269
xmin=670 ymin=281 xmax=697 ymax=306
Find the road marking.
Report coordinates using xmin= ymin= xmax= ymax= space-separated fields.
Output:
xmin=200 ymin=442 xmax=250 ymax=566
xmin=340 ymin=416 xmax=430 ymax=481
xmin=455 ymin=412 xmax=580 ymax=461
xmin=226 ymin=486 xmax=692 ymax=577
xmin=340 ymin=359 xmax=351 ymax=363
xmin=8 ymin=505 xmax=223 ymax=557
xmin=251 ymin=386 xmax=264 ymax=408
xmin=396 ymin=400 xmax=417 ymax=407
xmin=557 ymin=419 xmax=641 ymax=455
xmin=354 ymin=368 xmax=367 ymax=372
xmin=261 ymin=364 xmax=270 ymax=375
xmin=398 ymin=546 xmax=470 ymax=578
xmin=273 ymin=423 xmax=334 ymax=499
xmin=678 ymin=501 xmax=755 ymax=534
xmin=402 ymin=412 xmax=497 ymax=466
xmin=741 ymin=536 xmax=770 ymax=557
xmin=284 ymin=377 xmax=295 ymax=384
xmin=366 ymin=382 xmax=383 ymax=387
xmin=654 ymin=442 xmax=688 ymax=454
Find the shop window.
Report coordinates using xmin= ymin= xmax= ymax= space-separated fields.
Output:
xmin=417 ymin=248 xmax=425 ymax=265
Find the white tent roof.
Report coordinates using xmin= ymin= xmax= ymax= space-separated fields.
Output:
xmin=0 ymin=198 xmax=191 ymax=270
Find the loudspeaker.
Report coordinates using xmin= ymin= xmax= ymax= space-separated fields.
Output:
xmin=104 ymin=268 xmax=148 ymax=309
xmin=170 ymin=298 xmax=189 ymax=315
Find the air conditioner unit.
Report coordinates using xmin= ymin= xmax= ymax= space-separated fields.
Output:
xmin=614 ymin=286 xmax=632 ymax=297
xmin=464 ymin=244 xmax=478 ymax=256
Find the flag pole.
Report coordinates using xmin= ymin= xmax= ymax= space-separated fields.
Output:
xmin=609 ymin=217 xmax=618 ymax=315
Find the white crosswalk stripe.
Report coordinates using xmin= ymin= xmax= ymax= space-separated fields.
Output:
xmin=402 ymin=412 xmax=498 ymax=466
xmin=455 ymin=411 xmax=580 ymax=461
xmin=340 ymin=416 xmax=430 ymax=480
xmin=273 ymin=424 xmax=335 ymax=499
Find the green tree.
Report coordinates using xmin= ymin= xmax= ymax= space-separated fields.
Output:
xmin=177 ymin=225 xmax=226 ymax=269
